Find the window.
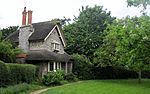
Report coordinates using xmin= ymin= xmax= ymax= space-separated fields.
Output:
xmin=51 ymin=42 xmax=60 ymax=51
xmin=49 ymin=62 xmax=53 ymax=71
xmin=48 ymin=62 xmax=61 ymax=72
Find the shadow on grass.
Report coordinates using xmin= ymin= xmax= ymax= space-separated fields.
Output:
xmin=97 ymin=79 xmax=150 ymax=88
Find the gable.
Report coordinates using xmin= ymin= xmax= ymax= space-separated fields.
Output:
xmin=44 ymin=25 xmax=66 ymax=47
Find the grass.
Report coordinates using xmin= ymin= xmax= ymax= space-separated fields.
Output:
xmin=42 ymin=79 xmax=150 ymax=94
xmin=0 ymin=83 xmax=45 ymax=94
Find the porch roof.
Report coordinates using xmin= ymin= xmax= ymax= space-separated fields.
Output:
xmin=25 ymin=50 xmax=71 ymax=62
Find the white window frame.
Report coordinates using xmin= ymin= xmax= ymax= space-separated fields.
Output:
xmin=51 ymin=42 xmax=60 ymax=51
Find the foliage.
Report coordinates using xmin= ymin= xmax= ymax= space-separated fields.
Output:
xmin=0 ymin=61 xmax=9 ymax=87
xmin=42 ymin=70 xmax=64 ymax=86
xmin=72 ymin=54 xmax=93 ymax=80
xmin=0 ymin=83 xmax=44 ymax=94
xmin=63 ymin=5 xmax=115 ymax=59
xmin=0 ymin=83 xmax=29 ymax=94
xmin=127 ymin=0 xmax=150 ymax=10
xmin=64 ymin=73 xmax=78 ymax=82
xmin=0 ymin=41 xmax=23 ymax=63
xmin=0 ymin=62 xmax=37 ymax=87
xmin=7 ymin=63 xmax=37 ymax=84
xmin=0 ymin=26 xmax=18 ymax=40
xmin=0 ymin=83 xmax=30 ymax=94
xmin=91 ymin=66 xmax=137 ymax=79
xmin=95 ymin=15 xmax=150 ymax=83
xmin=42 ymin=80 xmax=150 ymax=94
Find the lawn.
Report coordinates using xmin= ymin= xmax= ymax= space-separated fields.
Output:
xmin=42 ymin=79 xmax=150 ymax=94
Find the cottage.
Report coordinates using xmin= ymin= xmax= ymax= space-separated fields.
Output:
xmin=6 ymin=7 xmax=72 ymax=77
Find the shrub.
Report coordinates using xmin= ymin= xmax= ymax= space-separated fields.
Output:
xmin=64 ymin=73 xmax=78 ymax=82
xmin=0 ymin=83 xmax=30 ymax=94
xmin=42 ymin=70 xmax=64 ymax=86
xmin=72 ymin=54 xmax=93 ymax=80
xmin=6 ymin=63 xmax=36 ymax=85
xmin=0 ymin=61 xmax=9 ymax=87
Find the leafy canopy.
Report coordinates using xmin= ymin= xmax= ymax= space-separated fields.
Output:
xmin=0 ymin=41 xmax=23 ymax=63
xmin=63 ymin=5 xmax=115 ymax=59
xmin=127 ymin=0 xmax=150 ymax=10
xmin=95 ymin=15 xmax=150 ymax=72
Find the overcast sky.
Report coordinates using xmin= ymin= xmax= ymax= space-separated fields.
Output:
xmin=0 ymin=0 xmax=149 ymax=28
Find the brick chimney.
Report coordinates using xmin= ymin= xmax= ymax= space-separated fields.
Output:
xmin=22 ymin=7 xmax=27 ymax=25
xmin=27 ymin=10 xmax=33 ymax=25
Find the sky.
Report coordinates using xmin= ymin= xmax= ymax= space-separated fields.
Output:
xmin=0 ymin=0 xmax=149 ymax=28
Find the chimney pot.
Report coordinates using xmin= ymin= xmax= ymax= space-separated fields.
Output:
xmin=28 ymin=10 xmax=33 ymax=25
xmin=22 ymin=7 xmax=27 ymax=25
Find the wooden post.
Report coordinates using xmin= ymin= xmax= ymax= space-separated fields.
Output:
xmin=65 ymin=62 xmax=68 ymax=73
xmin=54 ymin=62 xmax=56 ymax=72
xmin=60 ymin=63 xmax=61 ymax=70
xmin=57 ymin=62 xmax=59 ymax=70
xmin=48 ymin=62 xmax=50 ymax=72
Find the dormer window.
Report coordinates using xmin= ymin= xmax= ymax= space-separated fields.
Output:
xmin=51 ymin=42 xmax=60 ymax=51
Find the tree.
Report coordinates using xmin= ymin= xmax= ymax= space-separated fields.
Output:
xmin=127 ymin=0 xmax=150 ymax=10
xmin=0 ymin=34 xmax=23 ymax=63
xmin=95 ymin=16 xmax=150 ymax=83
xmin=63 ymin=5 xmax=115 ymax=59
xmin=0 ymin=26 xmax=18 ymax=40
xmin=0 ymin=41 xmax=23 ymax=63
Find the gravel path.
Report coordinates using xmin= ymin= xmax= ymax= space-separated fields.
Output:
xmin=30 ymin=81 xmax=81 ymax=94
xmin=30 ymin=88 xmax=50 ymax=94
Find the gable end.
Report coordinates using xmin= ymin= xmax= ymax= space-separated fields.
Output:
xmin=44 ymin=25 xmax=66 ymax=47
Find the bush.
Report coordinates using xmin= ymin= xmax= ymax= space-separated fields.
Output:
xmin=42 ymin=70 xmax=64 ymax=86
xmin=0 ymin=83 xmax=30 ymax=94
xmin=0 ymin=83 xmax=45 ymax=94
xmin=64 ymin=73 xmax=78 ymax=82
xmin=72 ymin=54 xmax=93 ymax=80
xmin=0 ymin=61 xmax=9 ymax=87
xmin=7 ymin=63 xmax=36 ymax=85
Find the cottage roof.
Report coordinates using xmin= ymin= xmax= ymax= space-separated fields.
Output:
xmin=5 ymin=30 xmax=19 ymax=42
xmin=29 ymin=21 xmax=55 ymax=41
xmin=6 ymin=21 xmax=66 ymax=47
xmin=25 ymin=50 xmax=71 ymax=62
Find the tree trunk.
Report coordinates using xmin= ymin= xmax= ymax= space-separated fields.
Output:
xmin=138 ymin=70 xmax=142 ymax=84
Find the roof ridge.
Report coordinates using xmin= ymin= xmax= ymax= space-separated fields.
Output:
xmin=32 ymin=21 xmax=56 ymax=25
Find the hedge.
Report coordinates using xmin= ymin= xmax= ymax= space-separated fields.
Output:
xmin=0 ymin=61 xmax=36 ymax=87
xmin=7 ymin=63 xmax=36 ymax=85
xmin=91 ymin=66 xmax=138 ymax=79
xmin=72 ymin=54 xmax=150 ymax=80
xmin=0 ymin=61 xmax=9 ymax=87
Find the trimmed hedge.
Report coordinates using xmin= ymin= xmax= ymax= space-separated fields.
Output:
xmin=0 ymin=61 xmax=9 ymax=87
xmin=72 ymin=54 xmax=150 ymax=80
xmin=0 ymin=61 xmax=36 ymax=87
xmin=7 ymin=63 xmax=36 ymax=85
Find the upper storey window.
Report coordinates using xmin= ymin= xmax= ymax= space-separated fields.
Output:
xmin=51 ymin=42 xmax=60 ymax=52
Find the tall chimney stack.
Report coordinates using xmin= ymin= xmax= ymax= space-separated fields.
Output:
xmin=28 ymin=10 xmax=33 ymax=25
xmin=22 ymin=7 xmax=27 ymax=25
